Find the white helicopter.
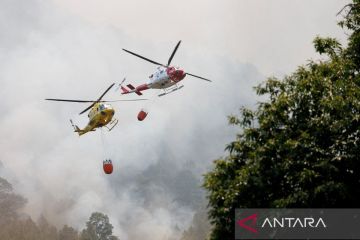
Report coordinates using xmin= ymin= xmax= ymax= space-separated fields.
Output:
xmin=120 ymin=40 xmax=212 ymax=97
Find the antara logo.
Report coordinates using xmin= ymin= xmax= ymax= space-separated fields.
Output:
xmin=237 ymin=214 xmax=258 ymax=234
xmin=237 ymin=214 xmax=326 ymax=234
xmin=262 ymin=217 xmax=327 ymax=228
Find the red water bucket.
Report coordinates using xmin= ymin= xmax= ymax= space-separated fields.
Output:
xmin=137 ymin=110 xmax=148 ymax=121
xmin=103 ymin=159 xmax=113 ymax=174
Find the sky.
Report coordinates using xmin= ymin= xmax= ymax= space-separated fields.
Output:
xmin=0 ymin=0 xmax=349 ymax=239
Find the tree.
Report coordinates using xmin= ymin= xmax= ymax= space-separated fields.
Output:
xmin=0 ymin=177 xmax=41 ymax=240
xmin=0 ymin=177 xmax=62 ymax=240
xmin=203 ymin=1 xmax=360 ymax=239
xmin=38 ymin=215 xmax=59 ymax=240
xmin=80 ymin=212 xmax=119 ymax=240
xmin=0 ymin=217 xmax=42 ymax=240
xmin=0 ymin=177 xmax=27 ymax=225
xmin=59 ymin=225 xmax=79 ymax=240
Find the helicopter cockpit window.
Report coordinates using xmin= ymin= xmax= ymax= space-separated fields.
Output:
xmin=99 ymin=104 xmax=105 ymax=111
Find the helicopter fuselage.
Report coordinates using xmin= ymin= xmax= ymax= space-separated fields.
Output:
xmin=88 ymin=103 xmax=115 ymax=127
xmin=121 ymin=66 xmax=186 ymax=95
xmin=76 ymin=103 xmax=116 ymax=135
xmin=148 ymin=66 xmax=186 ymax=89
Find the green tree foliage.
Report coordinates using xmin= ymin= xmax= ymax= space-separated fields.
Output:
xmin=80 ymin=212 xmax=119 ymax=240
xmin=203 ymin=1 xmax=360 ymax=239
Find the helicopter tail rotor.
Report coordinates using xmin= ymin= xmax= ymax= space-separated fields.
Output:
xmin=114 ymin=77 xmax=126 ymax=92
xmin=70 ymin=119 xmax=85 ymax=136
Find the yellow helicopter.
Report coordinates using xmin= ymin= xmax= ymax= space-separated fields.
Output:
xmin=46 ymin=83 xmax=145 ymax=136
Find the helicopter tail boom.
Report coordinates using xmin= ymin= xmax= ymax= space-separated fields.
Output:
xmin=121 ymin=83 xmax=148 ymax=96
xmin=70 ymin=119 xmax=88 ymax=136
xmin=74 ymin=126 xmax=85 ymax=136
xmin=120 ymin=85 xmax=130 ymax=94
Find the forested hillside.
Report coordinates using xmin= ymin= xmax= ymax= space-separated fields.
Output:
xmin=0 ymin=177 xmax=119 ymax=240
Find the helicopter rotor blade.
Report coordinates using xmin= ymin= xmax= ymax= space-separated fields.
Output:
xmin=167 ymin=40 xmax=181 ymax=66
xmin=79 ymin=99 xmax=147 ymax=114
xmin=45 ymin=98 xmax=148 ymax=103
xmin=101 ymin=99 xmax=148 ymax=102
xmin=186 ymin=72 xmax=212 ymax=82
xmin=46 ymin=83 xmax=145 ymax=115
xmin=79 ymin=83 xmax=115 ymax=115
xmin=79 ymin=103 xmax=95 ymax=115
xmin=96 ymin=83 xmax=115 ymax=102
xmin=45 ymin=99 xmax=97 ymax=103
xmin=122 ymin=49 xmax=165 ymax=67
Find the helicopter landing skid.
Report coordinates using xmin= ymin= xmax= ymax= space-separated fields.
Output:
xmin=158 ymin=85 xmax=184 ymax=97
xmin=104 ymin=118 xmax=118 ymax=131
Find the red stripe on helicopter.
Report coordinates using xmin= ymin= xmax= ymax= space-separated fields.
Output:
xmin=136 ymin=84 xmax=149 ymax=92
xmin=167 ymin=67 xmax=186 ymax=82
xmin=134 ymin=84 xmax=149 ymax=96
xmin=121 ymin=86 xmax=129 ymax=94
xmin=127 ymin=84 xmax=136 ymax=90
